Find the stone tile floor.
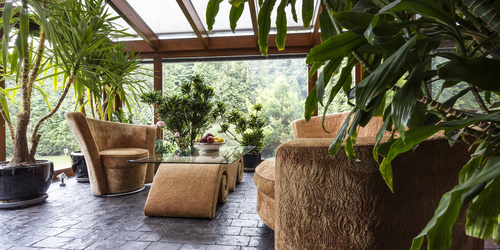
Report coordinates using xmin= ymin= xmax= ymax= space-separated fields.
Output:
xmin=1 ymin=171 xmax=499 ymax=250
xmin=0 ymin=172 xmax=274 ymax=250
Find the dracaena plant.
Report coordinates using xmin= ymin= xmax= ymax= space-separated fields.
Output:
xmin=209 ymin=0 xmax=500 ymax=248
xmin=0 ymin=0 xmax=130 ymax=166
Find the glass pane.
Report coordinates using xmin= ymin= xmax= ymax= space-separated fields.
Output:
xmin=126 ymin=0 xmax=197 ymax=38
xmin=106 ymin=3 xmax=141 ymax=41
xmin=159 ymin=58 xmax=308 ymax=159
xmin=192 ymin=0 xmax=254 ymax=36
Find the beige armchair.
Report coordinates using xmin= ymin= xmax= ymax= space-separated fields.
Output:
xmin=254 ymin=113 xmax=482 ymax=249
xmin=65 ymin=112 xmax=156 ymax=196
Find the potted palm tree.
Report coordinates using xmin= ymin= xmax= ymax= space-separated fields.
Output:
xmin=209 ymin=0 xmax=500 ymax=248
xmin=0 ymin=0 xmax=133 ymax=207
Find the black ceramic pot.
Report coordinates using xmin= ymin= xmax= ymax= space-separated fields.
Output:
xmin=0 ymin=160 xmax=53 ymax=200
xmin=243 ymin=151 xmax=261 ymax=172
xmin=70 ymin=151 xmax=89 ymax=182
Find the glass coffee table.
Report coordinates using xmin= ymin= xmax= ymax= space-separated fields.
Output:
xmin=130 ymin=146 xmax=254 ymax=219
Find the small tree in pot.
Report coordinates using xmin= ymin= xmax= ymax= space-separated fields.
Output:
xmin=0 ymin=0 xmax=133 ymax=206
xmin=140 ymin=74 xmax=215 ymax=153
xmin=214 ymin=102 xmax=266 ymax=171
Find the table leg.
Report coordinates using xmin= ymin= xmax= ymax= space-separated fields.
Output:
xmin=144 ymin=163 xmax=228 ymax=219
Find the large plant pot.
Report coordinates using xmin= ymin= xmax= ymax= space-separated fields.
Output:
xmin=70 ymin=151 xmax=89 ymax=182
xmin=0 ymin=160 xmax=54 ymax=208
xmin=243 ymin=151 xmax=261 ymax=172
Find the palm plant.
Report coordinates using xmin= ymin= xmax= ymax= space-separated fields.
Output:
xmin=0 ymin=0 xmax=132 ymax=166
xmin=209 ymin=0 xmax=500 ymax=248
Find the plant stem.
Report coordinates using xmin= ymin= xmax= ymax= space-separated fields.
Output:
xmin=469 ymin=85 xmax=490 ymax=114
xmin=29 ymin=74 xmax=75 ymax=161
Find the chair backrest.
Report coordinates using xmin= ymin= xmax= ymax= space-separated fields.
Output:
xmin=291 ymin=112 xmax=385 ymax=139
xmin=65 ymin=112 xmax=109 ymax=194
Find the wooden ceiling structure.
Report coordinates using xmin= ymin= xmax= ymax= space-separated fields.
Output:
xmin=106 ymin=0 xmax=322 ymax=60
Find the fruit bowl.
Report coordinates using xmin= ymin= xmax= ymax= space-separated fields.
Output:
xmin=194 ymin=142 xmax=225 ymax=156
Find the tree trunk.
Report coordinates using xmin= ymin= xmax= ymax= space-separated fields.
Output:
xmin=8 ymin=111 xmax=32 ymax=166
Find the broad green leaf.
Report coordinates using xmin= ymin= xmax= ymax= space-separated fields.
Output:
xmin=306 ymin=31 xmax=366 ymax=64
xmin=304 ymin=85 xmax=318 ymax=121
xmin=373 ymin=115 xmax=391 ymax=161
xmin=319 ymin=3 xmax=336 ymax=42
xmin=290 ymin=0 xmax=298 ymax=22
xmin=229 ymin=0 xmax=249 ymax=7
xmin=230 ymin=4 xmax=245 ymax=33
xmin=333 ymin=12 xmax=375 ymax=35
xmin=438 ymin=57 xmax=500 ymax=92
xmin=494 ymin=221 xmax=500 ymax=244
xmin=276 ymin=0 xmax=287 ymax=50
xmin=380 ymin=0 xmax=455 ymax=27
xmin=308 ymin=62 xmax=324 ymax=79
xmin=466 ymin=177 xmax=500 ymax=239
xmin=345 ymin=133 xmax=360 ymax=161
xmin=390 ymin=59 xmax=426 ymax=137
xmin=302 ymin=0 xmax=314 ymax=28
xmin=321 ymin=56 xmax=357 ymax=119
xmin=355 ymin=35 xmax=416 ymax=111
xmin=317 ymin=57 xmax=343 ymax=106
xmin=258 ymin=0 xmax=277 ymax=56
xmin=207 ymin=0 xmax=224 ymax=31
xmin=328 ymin=110 xmax=354 ymax=155
xmin=412 ymin=157 xmax=500 ymax=250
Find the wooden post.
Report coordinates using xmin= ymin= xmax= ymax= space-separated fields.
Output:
xmin=355 ymin=62 xmax=364 ymax=84
xmin=153 ymin=54 xmax=163 ymax=139
xmin=307 ymin=64 xmax=318 ymax=117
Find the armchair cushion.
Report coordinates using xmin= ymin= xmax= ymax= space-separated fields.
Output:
xmin=100 ymin=148 xmax=149 ymax=169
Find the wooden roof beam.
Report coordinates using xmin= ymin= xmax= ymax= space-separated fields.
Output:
xmin=310 ymin=3 xmax=321 ymax=45
xmin=177 ymin=0 xmax=209 ymax=49
xmin=249 ymin=0 xmax=259 ymax=46
xmin=107 ymin=0 xmax=159 ymax=50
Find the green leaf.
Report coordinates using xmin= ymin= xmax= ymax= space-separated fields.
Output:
xmin=276 ymin=0 xmax=287 ymax=50
xmin=33 ymin=85 xmax=53 ymax=111
xmin=328 ymin=110 xmax=354 ymax=155
xmin=412 ymin=157 xmax=500 ymax=250
xmin=345 ymin=133 xmax=360 ymax=161
xmin=317 ymin=57 xmax=343 ymax=106
xmin=308 ymin=62 xmax=324 ymax=79
xmin=0 ymin=93 xmax=10 ymax=121
xmin=355 ymin=35 xmax=416 ymax=111
xmin=466 ymin=177 xmax=500 ymax=239
xmin=438 ymin=57 xmax=500 ymax=92
xmin=304 ymin=85 xmax=318 ymax=121
xmin=390 ymin=59 xmax=426 ymax=136
xmin=380 ymin=0 xmax=455 ymax=27
xmin=2 ymin=1 xmax=13 ymax=68
xmin=494 ymin=221 xmax=500 ymax=244
xmin=290 ymin=0 xmax=298 ymax=22
xmin=319 ymin=3 xmax=336 ymax=42
xmin=258 ymin=0 xmax=277 ymax=56
xmin=207 ymin=0 xmax=224 ymax=31
xmin=333 ymin=12 xmax=375 ymax=35
xmin=229 ymin=0 xmax=249 ymax=7
xmin=302 ymin=0 xmax=314 ymax=28
xmin=19 ymin=2 xmax=29 ymax=58
xmin=373 ymin=115 xmax=391 ymax=161
xmin=229 ymin=4 xmax=245 ymax=33
xmin=306 ymin=31 xmax=366 ymax=64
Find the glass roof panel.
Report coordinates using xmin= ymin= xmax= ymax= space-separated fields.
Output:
xmin=106 ymin=3 xmax=142 ymax=41
xmin=267 ymin=1 xmax=319 ymax=33
xmin=192 ymin=1 xmax=254 ymax=37
xmin=126 ymin=0 xmax=197 ymax=38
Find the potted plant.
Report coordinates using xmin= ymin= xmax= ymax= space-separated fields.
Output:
xmin=0 ymin=0 xmax=131 ymax=207
xmin=214 ymin=102 xmax=266 ymax=171
xmin=209 ymin=0 xmax=500 ymax=248
xmin=140 ymin=74 xmax=215 ymax=153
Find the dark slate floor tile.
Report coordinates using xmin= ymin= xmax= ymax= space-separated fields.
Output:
xmin=136 ymin=231 xmax=165 ymax=242
xmin=217 ymin=235 xmax=251 ymax=246
xmin=85 ymin=239 xmax=127 ymax=249
xmin=146 ymin=242 xmax=183 ymax=250
xmin=32 ymin=236 xmax=73 ymax=248
xmin=179 ymin=243 xmax=209 ymax=250
xmin=60 ymin=238 xmax=98 ymax=249
xmin=206 ymin=245 xmax=239 ymax=250
xmin=160 ymin=233 xmax=219 ymax=245
xmin=56 ymin=228 xmax=93 ymax=238
xmin=118 ymin=241 xmax=152 ymax=250
xmin=13 ymin=235 xmax=47 ymax=247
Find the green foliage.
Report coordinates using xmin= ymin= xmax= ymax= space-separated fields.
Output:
xmin=213 ymin=0 xmax=500 ymax=248
xmin=140 ymin=74 xmax=215 ymax=150
xmin=214 ymin=103 xmax=266 ymax=152
xmin=112 ymin=107 xmax=133 ymax=124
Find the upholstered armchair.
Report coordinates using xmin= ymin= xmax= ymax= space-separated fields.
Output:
xmin=254 ymin=112 xmax=482 ymax=249
xmin=65 ymin=112 xmax=156 ymax=196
